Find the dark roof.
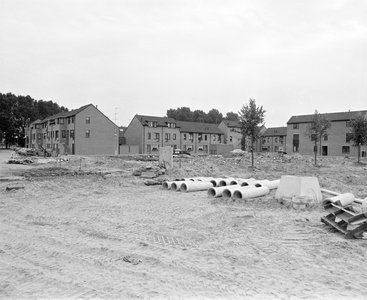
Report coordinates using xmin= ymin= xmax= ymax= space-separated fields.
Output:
xmin=221 ymin=119 xmax=241 ymax=128
xmin=287 ymin=110 xmax=367 ymax=124
xmin=38 ymin=104 xmax=92 ymax=123
xmin=136 ymin=115 xmax=178 ymax=127
xmin=262 ymin=127 xmax=287 ymax=137
xmin=177 ymin=121 xmax=223 ymax=134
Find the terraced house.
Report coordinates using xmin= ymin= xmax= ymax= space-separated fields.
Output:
xmin=261 ymin=127 xmax=287 ymax=152
xmin=26 ymin=104 xmax=119 ymax=155
xmin=123 ymin=115 xmax=228 ymax=155
xmin=286 ymin=110 xmax=367 ymax=157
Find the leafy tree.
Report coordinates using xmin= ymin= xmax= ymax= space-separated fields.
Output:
xmin=350 ymin=115 xmax=367 ymax=163
xmin=166 ymin=107 xmax=193 ymax=121
xmin=192 ymin=109 xmax=207 ymax=122
xmin=305 ymin=110 xmax=331 ymax=166
xmin=0 ymin=93 xmax=68 ymax=148
xmin=206 ymin=108 xmax=223 ymax=124
xmin=225 ymin=112 xmax=239 ymax=121
xmin=238 ymin=99 xmax=266 ymax=168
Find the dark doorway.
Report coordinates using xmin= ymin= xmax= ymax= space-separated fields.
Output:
xmin=322 ymin=146 xmax=328 ymax=156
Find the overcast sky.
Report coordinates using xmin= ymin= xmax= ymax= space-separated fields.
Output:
xmin=1 ymin=0 xmax=366 ymax=127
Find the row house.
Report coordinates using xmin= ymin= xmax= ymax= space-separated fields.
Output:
xmin=218 ymin=119 xmax=266 ymax=152
xmin=26 ymin=104 xmax=119 ymax=155
xmin=261 ymin=127 xmax=287 ymax=152
xmin=286 ymin=110 xmax=367 ymax=157
xmin=123 ymin=115 xmax=225 ymax=155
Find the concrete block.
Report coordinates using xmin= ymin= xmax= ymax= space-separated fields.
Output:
xmin=159 ymin=146 xmax=173 ymax=169
xmin=275 ymin=175 xmax=322 ymax=204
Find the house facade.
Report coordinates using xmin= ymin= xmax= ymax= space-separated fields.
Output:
xmin=123 ymin=115 xmax=181 ymax=154
xmin=176 ymin=121 xmax=225 ymax=154
xmin=123 ymin=115 xmax=226 ymax=155
xmin=286 ymin=110 xmax=367 ymax=157
xmin=261 ymin=127 xmax=287 ymax=152
xmin=26 ymin=104 xmax=119 ymax=155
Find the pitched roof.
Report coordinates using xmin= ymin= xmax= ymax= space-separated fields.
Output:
xmin=38 ymin=104 xmax=92 ymax=123
xmin=177 ymin=121 xmax=223 ymax=134
xmin=135 ymin=115 xmax=178 ymax=127
xmin=262 ymin=127 xmax=287 ymax=136
xmin=221 ymin=119 xmax=241 ymax=128
xmin=287 ymin=110 xmax=367 ymax=124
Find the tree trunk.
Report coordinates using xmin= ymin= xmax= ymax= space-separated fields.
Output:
xmin=251 ymin=140 xmax=254 ymax=168
xmin=358 ymin=144 xmax=361 ymax=163
xmin=314 ymin=141 xmax=317 ymax=166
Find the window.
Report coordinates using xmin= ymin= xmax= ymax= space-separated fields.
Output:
xmin=37 ymin=133 xmax=42 ymax=139
xmin=62 ymin=130 xmax=66 ymax=138
xmin=67 ymin=117 xmax=70 ymax=124
xmin=263 ymin=138 xmax=266 ymax=144
xmin=35 ymin=124 xmax=40 ymax=129
xmin=218 ymin=135 xmax=221 ymax=143
xmin=59 ymin=118 xmax=64 ymax=124
xmin=86 ymin=117 xmax=90 ymax=124
xmin=198 ymin=146 xmax=204 ymax=151
xmin=324 ymin=134 xmax=328 ymax=141
xmin=147 ymin=132 xmax=151 ymax=139
xmin=43 ymin=133 xmax=46 ymax=139
xmin=342 ymin=146 xmax=350 ymax=154
xmin=47 ymin=132 xmax=50 ymax=139
xmin=267 ymin=137 xmax=270 ymax=143
xmin=346 ymin=133 xmax=353 ymax=143
xmin=70 ymin=130 xmax=74 ymax=138
xmin=293 ymin=134 xmax=299 ymax=152
xmin=204 ymin=135 xmax=207 ymax=141
xmin=275 ymin=137 xmax=278 ymax=143
xmin=152 ymin=146 xmax=159 ymax=151
xmin=55 ymin=130 xmax=59 ymax=139
xmin=280 ymin=137 xmax=284 ymax=144
xmin=213 ymin=135 xmax=216 ymax=141
xmin=346 ymin=121 xmax=352 ymax=127
xmin=154 ymin=133 xmax=159 ymax=141
xmin=189 ymin=134 xmax=193 ymax=141
xmin=167 ymin=122 xmax=176 ymax=128
xmin=148 ymin=121 xmax=157 ymax=127
xmin=165 ymin=133 xmax=170 ymax=141
xmin=86 ymin=130 xmax=90 ymax=138
xmin=71 ymin=116 xmax=75 ymax=123
xmin=183 ymin=134 xmax=187 ymax=140
xmin=173 ymin=134 xmax=176 ymax=140
xmin=198 ymin=133 xmax=202 ymax=141
xmin=362 ymin=151 xmax=366 ymax=158
xmin=293 ymin=123 xmax=299 ymax=129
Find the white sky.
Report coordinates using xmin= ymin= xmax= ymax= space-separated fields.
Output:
xmin=1 ymin=0 xmax=366 ymax=127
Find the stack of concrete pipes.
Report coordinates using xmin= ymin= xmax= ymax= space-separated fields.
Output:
xmin=162 ymin=176 xmax=280 ymax=200
xmin=207 ymin=178 xmax=280 ymax=200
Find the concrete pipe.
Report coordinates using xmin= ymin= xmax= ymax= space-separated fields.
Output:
xmin=229 ymin=178 xmax=255 ymax=185
xmin=180 ymin=181 xmax=213 ymax=193
xmin=222 ymin=184 xmax=256 ymax=200
xmin=171 ymin=181 xmax=187 ymax=191
xmin=232 ymin=186 xmax=270 ymax=200
xmin=162 ymin=181 xmax=175 ymax=190
xmin=207 ymin=184 xmax=241 ymax=198
xmin=322 ymin=193 xmax=355 ymax=207
xmin=240 ymin=179 xmax=258 ymax=186
xmin=210 ymin=178 xmax=226 ymax=187
xmin=254 ymin=179 xmax=280 ymax=190
xmin=187 ymin=177 xmax=214 ymax=182
xmin=218 ymin=178 xmax=236 ymax=186
xmin=320 ymin=188 xmax=364 ymax=205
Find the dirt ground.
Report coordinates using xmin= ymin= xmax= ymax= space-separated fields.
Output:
xmin=0 ymin=150 xmax=367 ymax=300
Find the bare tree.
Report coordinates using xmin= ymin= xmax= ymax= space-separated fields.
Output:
xmin=305 ymin=110 xmax=330 ymax=165
xmin=238 ymin=99 xmax=266 ymax=168
xmin=350 ymin=115 xmax=367 ymax=163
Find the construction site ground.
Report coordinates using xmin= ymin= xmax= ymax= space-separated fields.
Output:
xmin=0 ymin=149 xmax=367 ymax=300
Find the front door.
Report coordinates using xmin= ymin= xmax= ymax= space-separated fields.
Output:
xmin=147 ymin=144 xmax=151 ymax=154
xmin=322 ymin=146 xmax=328 ymax=156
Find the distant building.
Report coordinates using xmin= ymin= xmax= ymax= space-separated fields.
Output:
xmin=261 ymin=127 xmax=287 ymax=152
xmin=218 ymin=120 xmax=266 ymax=152
xmin=286 ymin=110 xmax=367 ymax=157
xmin=26 ymin=104 xmax=119 ymax=155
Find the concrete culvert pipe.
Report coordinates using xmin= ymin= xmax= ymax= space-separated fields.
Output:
xmin=207 ymin=185 xmax=241 ymax=198
xmin=171 ymin=181 xmax=186 ymax=191
xmin=240 ymin=179 xmax=258 ymax=186
xmin=210 ymin=178 xmax=226 ymax=187
xmin=255 ymin=179 xmax=280 ymax=190
xmin=229 ymin=178 xmax=255 ymax=185
xmin=219 ymin=178 xmax=236 ymax=186
xmin=232 ymin=186 xmax=270 ymax=200
xmin=180 ymin=181 xmax=213 ymax=193
xmin=222 ymin=185 xmax=255 ymax=200
xmin=162 ymin=181 xmax=174 ymax=190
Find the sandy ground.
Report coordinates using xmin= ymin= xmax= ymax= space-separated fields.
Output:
xmin=0 ymin=150 xmax=367 ymax=300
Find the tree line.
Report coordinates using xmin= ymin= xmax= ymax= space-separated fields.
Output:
xmin=166 ymin=107 xmax=239 ymax=123
xmin=0 ymin=92 xmax=68 ymax=148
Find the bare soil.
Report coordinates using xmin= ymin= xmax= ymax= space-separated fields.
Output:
xmin=1 ymin=151 xmax=367 ymax=300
